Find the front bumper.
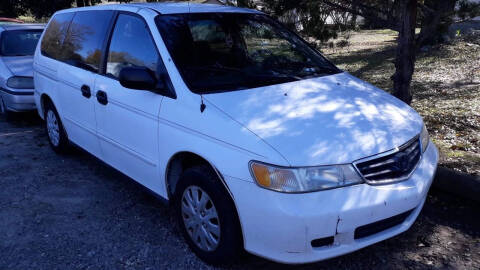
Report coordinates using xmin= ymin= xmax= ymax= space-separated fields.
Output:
xmin=0 ymin=87 xmax=35 ymax=112
xmin=226 ymin=141 xmax=438 ymax=264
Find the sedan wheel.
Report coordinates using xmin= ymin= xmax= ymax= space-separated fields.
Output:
xmin=0 ymin=97 xmax=12 ymax=120
xmin=0 ymin=97 xmax=5 ymax=114
xmin=46 ymin=110 xmax=60 ymax=147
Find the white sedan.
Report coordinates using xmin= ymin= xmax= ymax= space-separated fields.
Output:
xmin=0 ymin=24 xmax=44 ymax=117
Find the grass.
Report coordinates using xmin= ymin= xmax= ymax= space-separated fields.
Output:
xmin=321 ymin=30 xmax=480 ymax=176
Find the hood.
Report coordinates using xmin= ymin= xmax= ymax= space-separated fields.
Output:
xmin=205 ymin=72 xmax=423 ymax=166
xmin=1 ymin=56 xmax=34 ymax=77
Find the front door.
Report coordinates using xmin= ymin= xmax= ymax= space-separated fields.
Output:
xmin=94 ymin=13 xmax=167 ymax=188
xmin=57 ymin=10 xmax=114 ymax=157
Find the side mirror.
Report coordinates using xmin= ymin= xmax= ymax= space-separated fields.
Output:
xmin=118 ymin=66 xmax=176 ymax=99
xmin=119 ymin=66 xmax=159 ymax=91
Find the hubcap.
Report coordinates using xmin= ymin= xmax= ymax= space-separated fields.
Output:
xmin=181 ymin=186 xmax=220 ymax=251
xmin=46 ymin=110 xmax=60 ymax=146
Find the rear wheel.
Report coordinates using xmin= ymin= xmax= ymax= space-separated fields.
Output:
xmin=44 ymin=101 xmax=69 ymax=153
xmin=174 ymin=166 xmax=242 ymax=265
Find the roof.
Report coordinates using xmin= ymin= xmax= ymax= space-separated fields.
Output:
xmin=60 ymin=2 xmax=262 ymax=15
xmin=0 ymin=24 xmax=45 ymax=31
xmin=130 ymin=2 xmax=261 ymax=14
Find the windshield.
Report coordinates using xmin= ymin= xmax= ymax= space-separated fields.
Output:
xmin=156 ymin=13 xmax=340 ymax=94
xmin=0 ymin=30 xmax=43 ymax=56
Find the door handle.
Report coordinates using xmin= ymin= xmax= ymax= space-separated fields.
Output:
xmin=96 ymin=90 xmax=108 ymax=105
xmin=81 ymin=85 xmax=91 ymax=98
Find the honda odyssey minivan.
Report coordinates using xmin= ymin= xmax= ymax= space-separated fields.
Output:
xmin=34 ymin=3 xmax=438 ymax=265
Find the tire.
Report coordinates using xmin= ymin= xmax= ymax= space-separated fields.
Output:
xmin=0 ymin=96 xmax=12 ymax=121
xmin=174 ymin=165 xmax=243 ymax=265
xmin=44 ymin=101 xmax=69 ymax=153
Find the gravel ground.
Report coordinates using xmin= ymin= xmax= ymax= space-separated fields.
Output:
xmin=0 ymin=113 xmax=479 ymax=270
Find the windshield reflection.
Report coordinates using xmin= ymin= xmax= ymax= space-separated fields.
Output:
xmin=156 ymin=13 xmax=340 ymax=94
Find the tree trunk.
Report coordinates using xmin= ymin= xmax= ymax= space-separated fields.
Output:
xmin=392 ymin=0 xmax=417 ymax=104
xmin=417 ymin=12 xmax=442 ymax=48
xmin=416 ymin=0 xmax=457 ymax=49
xmin=237 ymin=0 xmax=250 ymax=8
xmin=76 ymin=0 xmax=93 ymax=7
xmin=350 ymin=0 xmax=359 ymax=28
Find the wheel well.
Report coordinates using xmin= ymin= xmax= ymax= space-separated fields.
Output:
xmin=165 ymin=152 xmax=245 ymax=247
xmin=40 ymin=94 xmax=53 ymax=117
xmin=166 ymin=152 xmax=218 ymax=198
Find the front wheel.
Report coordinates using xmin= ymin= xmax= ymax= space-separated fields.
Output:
xmin=174 ymin=166 xmax=243 ymax=265
xmin=44 ymin=101 xmax=69 ymax=153
xmin=0 ymin=96 xmax=12 ymax=120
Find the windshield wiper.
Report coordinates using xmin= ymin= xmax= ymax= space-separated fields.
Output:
xmin=5 ymin=54 xmax=31 ymax=57
xmin=247 ymin=73 xmax=300 ymax=83
xmin=297 ymin=67 xmax=340 ymax=79
xmin=186 ymin=65 xmax=299 ymax=82
xmin=185 ymin=65 xmax=244 ymax=74
xmin=312 ymin=66 xmax=340 ymax=75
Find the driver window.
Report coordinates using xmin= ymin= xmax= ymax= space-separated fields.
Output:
xmin=106 ymin=14 xmax=159 ymax=79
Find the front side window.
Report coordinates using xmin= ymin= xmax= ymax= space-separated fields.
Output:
xmin=41 ymin=12 xmax=74 ymax=59
xmin=61 ymin=11 xmax=114 ymax=73
xmin=156 ymin=13 xmax=340 ymax=94
xmin=0 ymin=30 xmax=43 ymax=56
xmin=106 ymin=14 xmax=160 ymax=79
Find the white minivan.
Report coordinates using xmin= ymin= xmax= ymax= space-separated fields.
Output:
xmin=34 ymin=3 xmax=438 ymax=265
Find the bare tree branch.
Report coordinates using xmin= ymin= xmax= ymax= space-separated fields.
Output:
xmin=321 ymin=0 xmax=398 ymax=30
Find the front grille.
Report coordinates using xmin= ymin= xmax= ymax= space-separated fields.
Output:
xmin=354 ymin=137 xmax=421 ymax=184
xmin=354 ymin=209 xmax=414 ymax=239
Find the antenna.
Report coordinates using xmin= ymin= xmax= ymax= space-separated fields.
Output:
xmin=200 ymin=95 xmax=206 ymax=113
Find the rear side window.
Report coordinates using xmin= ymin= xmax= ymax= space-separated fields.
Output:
xmin=0 ymin=30 xmax=43 ymax=56
xmin=41 ymin=12 xmax=74 ymax=59
xmin=61 ymin=11 xmax=114 ymax=73
xmin=106 ymin=14 xmax=160 ymax=79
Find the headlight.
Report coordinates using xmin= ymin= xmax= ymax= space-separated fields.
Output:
xmin=420 ymin=123 xmax=429 ymax=153
xmin=7 ymin=76 xmax=34 ymax=89
xmin=250 ymin=161 xmax=363 ymax=193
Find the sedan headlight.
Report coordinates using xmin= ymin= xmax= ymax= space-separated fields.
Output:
xmin=420 ymin=123 xmax=429 ymax=153
xmin=7 ymin=76 xmax=34 ymax=89
xmin=250 ymin=161 xmax=363 ymax=193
